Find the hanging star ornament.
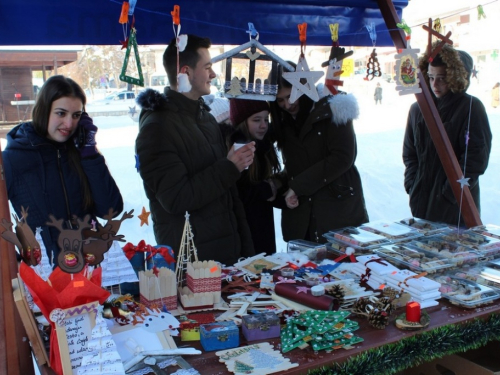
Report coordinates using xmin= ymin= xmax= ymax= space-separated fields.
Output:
xmin=138 ymin=206 xmax=151 ymax=226
xmin=282 ymin=56 xmax=323 ymax=103
xmin=457 ymin=176 xmax=470 ymax=188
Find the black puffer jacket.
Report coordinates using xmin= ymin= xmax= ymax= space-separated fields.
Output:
xmin=135 ymin=88 xmax=254 ymax=265
xmin=271 ymin=93 xmax=369 ymax=242
xmin=403 ymin=45 xmax=492 ymax=225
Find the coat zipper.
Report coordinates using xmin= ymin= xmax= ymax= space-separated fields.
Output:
xmin=57 ymin=149 xmax=74 ymax=229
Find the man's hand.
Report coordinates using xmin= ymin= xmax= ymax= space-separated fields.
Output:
xmin=227 ymin=142 xmax=255 ymax=172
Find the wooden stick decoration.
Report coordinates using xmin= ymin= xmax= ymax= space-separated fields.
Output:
xmin=422 ymin=24 xmax=453 ymax=62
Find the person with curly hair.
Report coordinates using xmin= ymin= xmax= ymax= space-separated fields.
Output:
xmin=403 ymin=43 xmax=492 ymax=225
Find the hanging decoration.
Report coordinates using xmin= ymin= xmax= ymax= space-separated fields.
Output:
xmin=471 ymin=65 xmax=479 ymax=79
xmin=118 ymin=1 xmax=144 ymax=86
xmin=170 ymin=5 xmax=191 ymax=93
xmin=211 ymin=22 xmax=294 ymax=101
xmin=477 ymin=4 xmax=486 ymax=20
xmin=365 ymin=49 xmax=381 ymax=81
xmin=322 ymin=24 xmax=353 ymax=96
xmin=138 ymin=206 xmax=151 ymax=226
xmin=282 ymin=23 xmax=323 ymax=103
xmin=394 ymin=49 xmax=421 ymax=95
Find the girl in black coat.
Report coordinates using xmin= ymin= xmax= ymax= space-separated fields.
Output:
xmin=227 ymin=99 xmax=287 ymax=255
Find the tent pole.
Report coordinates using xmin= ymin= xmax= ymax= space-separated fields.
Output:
xmin=376 ymin=0 xmax=481 ymax=228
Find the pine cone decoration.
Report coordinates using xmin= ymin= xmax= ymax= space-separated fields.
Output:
xmin=382 ymin=287 xmax=399 ymax=299
xmin=368 ymin=308 xmax=389 ymax=329
xmin=351 ymin=297 xmax=370 ymax=315
xmin=325 ymin=284 xmax=346 ymax=305
xmin=378 ymin=296 xmax=395 ymax=316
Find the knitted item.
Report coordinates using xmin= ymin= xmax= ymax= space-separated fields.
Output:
xmin=229 ymin=98 xmax=269 ymax=126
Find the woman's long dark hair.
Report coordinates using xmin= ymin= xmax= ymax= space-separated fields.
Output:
xmin=268 ymin=62 xmax=314 ymax=150
xmin=32 ymin=75 xmax=94 ymax=211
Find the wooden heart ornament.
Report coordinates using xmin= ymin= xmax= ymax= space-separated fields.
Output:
xmin=246 ymin=50 xmax=261 ymax=61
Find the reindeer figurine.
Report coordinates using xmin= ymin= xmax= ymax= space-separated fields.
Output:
xmin=79 ymin=208 xmax=133 ymax=266
xmin=46 ymin=214 xmax=93 ymax=273
xmin=0 ymin=206 xmax=41 ymax=266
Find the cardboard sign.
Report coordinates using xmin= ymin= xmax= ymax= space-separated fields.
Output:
xmin=50 ymin=301 xmax=98 ymax=375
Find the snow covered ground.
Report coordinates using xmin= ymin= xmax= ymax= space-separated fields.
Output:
xmin=80 ymin=77 xmax=499 ymax=254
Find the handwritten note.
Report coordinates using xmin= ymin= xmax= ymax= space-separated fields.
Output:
xmin=53 ymin=302 xmax=98 ymax=375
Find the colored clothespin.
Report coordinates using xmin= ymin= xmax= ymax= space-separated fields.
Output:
xmin=365 ymin=22 xmax=377 ymax=47
xmin=128 ymin=0 xmax=137 ymax=16
xmin=298 ymin=23 xmax=307 ymax=43
xmin=298 ymin=22 xmax=307 ymax=55
xmin=433 ymin=18 xmax=441 ymax=34
xmin=246 ymin=22 xmax=259 ymax=39
xmin=477 ymin=5 xmax=486 ymax=20
xmin=397 ymin=20 xmax=412 ymax=41
xmin=171 ymin=5 xmax=180 ymax=26
xmin=329 ymin=23 xmax=339 ymax=47
xmin=119 ymin=1 xmax=130 ymax=24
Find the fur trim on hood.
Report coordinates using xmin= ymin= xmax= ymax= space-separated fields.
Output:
xmin=418 ymin=42 xmax=470 ymax=93
xmin=316 ymin=83 xmax=359 ymax=125
xmin=136 ymin=88 xmax=168 ymax=111
xmin=327 ymin=92 xmax=359 ymax=125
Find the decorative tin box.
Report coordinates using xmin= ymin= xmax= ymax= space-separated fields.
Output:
xmin=200 ymin=321 xmax=239 ymax=351
xmin=242 ymin=312 xmax=280 ymax=341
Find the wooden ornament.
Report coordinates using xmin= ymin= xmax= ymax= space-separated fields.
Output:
xmin=120 ymin=28 xmax=144 ymax=87
xmin=282 ymin=56 xmax=323 ymax=103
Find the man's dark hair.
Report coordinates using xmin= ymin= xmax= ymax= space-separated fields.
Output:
xmin=163 ymin=34 xmax=212 ymax=88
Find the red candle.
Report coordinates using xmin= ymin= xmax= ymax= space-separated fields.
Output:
xmin=406 ymin=301 xmax=421 ymax=323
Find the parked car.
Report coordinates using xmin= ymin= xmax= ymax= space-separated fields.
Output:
xmin=91 ymin=91 xmax=136 ymax=105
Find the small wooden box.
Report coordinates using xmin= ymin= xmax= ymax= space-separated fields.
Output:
xmin=242 ymin=312 xmax=280 ymax=341
xmin=200 ymin=321 xmax=239 ymax=351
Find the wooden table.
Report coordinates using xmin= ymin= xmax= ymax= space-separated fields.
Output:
xmin=178 ymin=300 xmax=500 ymax=374
xmin=36 ymin=300 xmax=500 ymax=374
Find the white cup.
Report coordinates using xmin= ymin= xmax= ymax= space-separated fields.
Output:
xmin=234 ymin=143 xmax=249 ymax=169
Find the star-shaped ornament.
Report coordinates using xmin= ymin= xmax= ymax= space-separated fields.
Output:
xmin=296 ymin=286 xmax=309 ymax=294
xmin=138 ymin=206 xmax=151 ymax=226
xmin=120 ymin=37 xmax=129 ymax=50
xmin=282 ymin=56 xmax=323 ymax=104
xmin=128 ymin=106 xmax=137 ymax=115
xmin=457 ymin=176 xmax=470 ymax=188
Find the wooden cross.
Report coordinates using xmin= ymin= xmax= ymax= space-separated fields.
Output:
xmin=423 ymin=21 xmax=453 ymax=62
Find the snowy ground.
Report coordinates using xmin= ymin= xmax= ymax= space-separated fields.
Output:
xmin=79 ymin=77 xmax=499 ymax=254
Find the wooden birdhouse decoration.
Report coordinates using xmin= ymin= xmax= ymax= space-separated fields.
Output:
xmin=211 ymin=23 xmax=295 ymax=101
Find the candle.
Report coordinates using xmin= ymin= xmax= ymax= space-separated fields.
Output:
xmin=406 ymin=301 xmax=421 ymax=323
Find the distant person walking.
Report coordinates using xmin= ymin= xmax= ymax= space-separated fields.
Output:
xmin=374 ymin=83 xmax=382 ymax=105
xmin=492 ymin=82 xmax=499 ymax=109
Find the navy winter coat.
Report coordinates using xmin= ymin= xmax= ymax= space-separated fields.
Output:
xmin=2 ymin=122 xmax=123 ymax=264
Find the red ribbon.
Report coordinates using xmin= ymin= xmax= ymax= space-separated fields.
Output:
xmin=122 ymin=240 xmax=175 ymax=264
xmin=333 ymin=252 xmax=357 ymax=263
xmin=146 ymin=246 xmax=175 ymax=264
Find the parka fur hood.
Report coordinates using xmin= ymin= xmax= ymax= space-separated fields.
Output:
xmin=418 ymin=42 xmax=471 ymax=94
